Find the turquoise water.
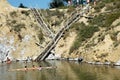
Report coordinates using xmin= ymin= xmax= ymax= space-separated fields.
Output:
xmin=0 ymin=61 xmax=120 ymax=80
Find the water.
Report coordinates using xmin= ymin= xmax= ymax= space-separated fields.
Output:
xmin=0 ymin=61 xmax=120 ymax=80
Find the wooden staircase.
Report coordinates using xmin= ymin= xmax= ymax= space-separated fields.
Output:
xmin=30 ymin=5 xmax=90 ymax=61
xmin=31 ymin=8 xmax=54 ymax=38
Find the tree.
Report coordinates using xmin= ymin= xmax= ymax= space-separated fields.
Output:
xmin=49 ymin=0 xmax=64 ymax=8
xmin=18 ymin=3 xmax=27 ymax=8
xmin=63 ymin=0 xmax=68 ymax=3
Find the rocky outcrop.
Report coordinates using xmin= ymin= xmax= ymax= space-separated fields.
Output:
xmin=0 ymin=0 xmax=43 ymax=61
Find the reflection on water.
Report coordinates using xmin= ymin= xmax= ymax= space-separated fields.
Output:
xmin=0 ymin=61 xmax=120 ymax=80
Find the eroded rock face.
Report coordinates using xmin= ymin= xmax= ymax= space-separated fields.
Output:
xmin=55 ymin=32 xmax=77 ymax=58
xmin=0 ymin=20 xmax=41 ymax=61
xmin=0 ymin=0 xmax=42 ymax=61
xmin=1 ymin=0 xmax=120 ymax=64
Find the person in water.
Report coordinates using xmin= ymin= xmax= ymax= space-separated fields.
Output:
xmin=32 ymin=65 xmax=37 ymax=70
xmin=6 ymin=57 xmax=11 ymax=64
xmin=38 ymin=65 xmax=42 ymax=70
xmin=24 ymin=66 xmax=28 ymax=71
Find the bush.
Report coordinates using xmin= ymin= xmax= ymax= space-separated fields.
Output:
xmin=78 ymin=25 xmax=99 ymax=39
xmin=110 ymin=31 xmax=120 ymax=41
xmin=67 ymin=6 xmax=76 ymax=14
xmin=21 ymin=10 xmax=30 ymax=16
xmin=38 ymin=30 xmax=44 ymax=43
xmin=11 ymin=20 xmax=17 ymax=24
xmin=102 ymin=0 xmax=120 ymax=3
xmin=116 ymin=22 xmax=120 ymax=26
xmin=10 ymin=11 xmax=17 ymax=17
xmin=12 ymin=23 xmax=25 ymax=32
xmin=89 ymin=11 xmax=120 ymax=28
xmin=69 ymin=22 xmax=99 ymax=54
xmin=94 ymin=0 xmax=120 ymax=12
xmin=113 ymin=41 xmax=120 ymax=47
xmin=94 ymin=2 xmax=105 ymax=12
xmin=104 ymin=12 xmax=120 ymax=27
xmin=89 ymin=14 xmax=105 ymax=27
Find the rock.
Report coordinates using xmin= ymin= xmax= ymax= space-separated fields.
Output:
xmin=46 ymin=53 xmax=61 ymax=60
xmin=104 ymin=62 xmax=111 ymax=65
xmin=95 ymin=62 xmax=103 ymax=65
xmin=114 ymin=60 xmax=120 ymax=66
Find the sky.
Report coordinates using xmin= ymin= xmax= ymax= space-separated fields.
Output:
xmin=8 ymin=0 xmax=51 ymax=9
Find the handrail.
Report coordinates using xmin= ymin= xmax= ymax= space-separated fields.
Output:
xmin=31 ymin=8 xmax=54 ymax=38
xmin=35 ymin=4 xmax=90 ymax=61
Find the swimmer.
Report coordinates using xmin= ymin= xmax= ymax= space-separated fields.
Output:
xmin=38 ymin=65 xmax=42 ymax=70
xmin=24 ymin=66 xmax=28 ymax=71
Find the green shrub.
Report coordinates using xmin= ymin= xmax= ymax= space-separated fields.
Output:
xmin=85 ymin=42 xmax=96 ymax=48
xmin=110 ymin=31 xmax=120 ymax=41
xmin=89 ymin=11 xmax=120 ymax=28
xmin=78 ymin=25 xmax=99 ymax=39
xmin=67 ymin=6 xmax=76 ymax=14
xmin=12 ymin=23 xmax=25 ymax=32
xmin=104 ymin=12 xmax=120 ymax=27
xmin=89 ymin=14 xmax=105 ymax=27
xmin=70 ymin=22 xmax=83 ymax=30
xmin=110 ymin=34 xmax=117 ymax=41
xmin=102 ymin=0 xmax=120 ymax=3
xmin=21 ymin=10 xmax=30 ymax=16
xmin=10 ymin=11 xmax=17 ymax=17
xmin=94 ymin=2 xmax=105 ymax=12
xmin=11 ymin=20 xmax=17 ymax=24
xmin=94 ymin=0 xmax=120 ymax=12
xmin=116 ymin=22 xmax=120 ymax=26
xmin=69 ymin=22 xmax=99 ymax=54
xmin=38 ymin=30 xmax=44 ymax=43
xmin=113 ymin=41 xmax=120 ymax=47
xmin=69 ymin=39 xmax=80 ymax=54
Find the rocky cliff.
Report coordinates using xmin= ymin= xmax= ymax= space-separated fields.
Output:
xmin=0 ymin=0 xmax=43 ymax=61
xmin=55 ymin=0 xmax=120 ymax=64
xmin=0 ymin=0 xmax=120 ymax=64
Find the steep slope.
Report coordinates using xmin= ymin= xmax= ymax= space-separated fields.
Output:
xmin=0 ymin=0 xmax=120 ymax=64
xmin=0 ymin=0 xmax=14 ymax=12
xmin=55 ymin=0 xmax=120 ymax=63
xmin=0 ymin=0 xmax=44 ymax=61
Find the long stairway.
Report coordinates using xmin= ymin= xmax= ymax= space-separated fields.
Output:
xmin=35 ymin=5 xmax=90 ymax=61
xmin=31 ymin=8 xmax=54 ymax=38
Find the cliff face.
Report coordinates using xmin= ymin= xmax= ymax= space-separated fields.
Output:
xmin=55 ymin=0 xmax=120 ymax=63
xmin=0 ymin=0 xmax=120 ymax=63
xmin=0 ymin=0 xmax=43 ymax=61
xmin=55 ymin=18 xmax=120 ymax=63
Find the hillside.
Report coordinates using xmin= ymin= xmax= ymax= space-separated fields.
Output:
xmin=0 ymin=0 xmax=120 ymax=64
xmin=0 ymin=0 xmax=67 ymax=61
xmin=55 ymin=0 xmax=120 ymax=64
xmin=0 ymin=0 xmax=44 ymax=60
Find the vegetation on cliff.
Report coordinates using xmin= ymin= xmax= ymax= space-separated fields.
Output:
xmin=68 ymin=0 xmax=120 ymax=55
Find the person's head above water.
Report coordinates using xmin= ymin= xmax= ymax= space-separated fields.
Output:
xmin=25 ymin=66 xmax=27 ymax=68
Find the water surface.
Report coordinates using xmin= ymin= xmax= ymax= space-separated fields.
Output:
xmin=0 ymin=61 xmax=120 ymax=80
